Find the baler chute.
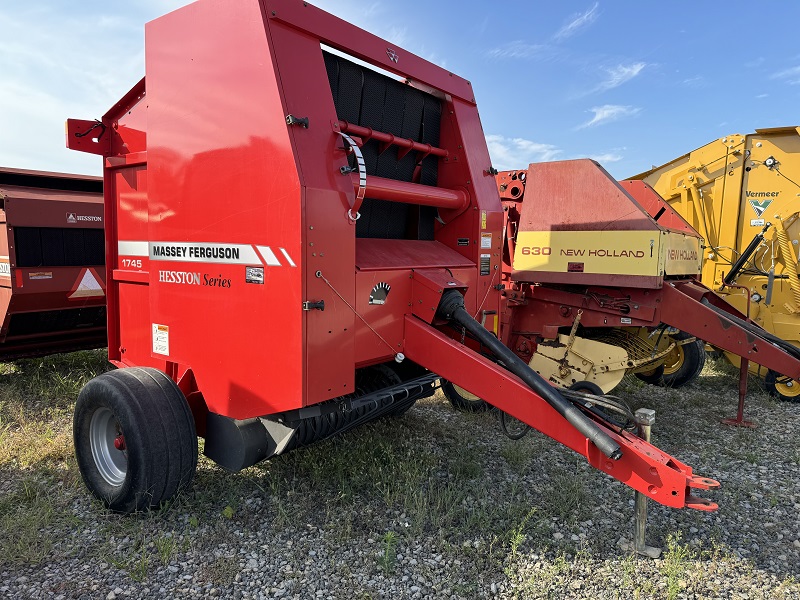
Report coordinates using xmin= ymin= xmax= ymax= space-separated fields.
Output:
xmin=492 ymin=160 xmax=800 ymax=397
xmin=66 ymin=0 xmax=718 ymax=515
xmin=0 ymin=167 xmax=105 ymax=360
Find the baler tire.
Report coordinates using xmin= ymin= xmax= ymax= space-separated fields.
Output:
xmin=568 ymin=381 xmax=604 ymax=396
xmin=74 ymin=367 xmax=197 ymax=513
xmin=661 ymin=334 xmax=706 ymax=389
xmin=441 ymin=380 xmax=489 ymax=413
xmin=634 ymin=364 xmax=665 ymax=385
xmin=765 ymin=370 xmax=800 ymax=403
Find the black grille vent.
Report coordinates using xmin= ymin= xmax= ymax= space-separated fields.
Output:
xmin=0 ymin=171 xmax=102 ymax=194
xmin=7 ymin=306 xmax=106 ymax=337
xmin=323 ymin=51 xmax=441 ymax=240
xmin=14 ymin=227 xmax=105 ymax=267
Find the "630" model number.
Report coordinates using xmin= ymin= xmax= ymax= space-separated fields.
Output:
xmin=520 ymin=246 xmax=552 ymax=256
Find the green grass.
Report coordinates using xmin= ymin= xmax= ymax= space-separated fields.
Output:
xmin=1 ymin=356 xmax=799 ymax=598
xmin=0 ymin=475 xmax=80 ymax=564
xmin=660 ymin=533 xmax=693 ymax=600
xmin=379 ymin=530 xmax=398 ymax=574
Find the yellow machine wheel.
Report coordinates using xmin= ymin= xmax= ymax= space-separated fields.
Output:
xmin=634 ymin=363 xmax=665 ymax=385
xmin=662 ymin=344 xmax=685 ymax=375
xmin=634 ymin=331 xmax=705 ymax=388
xmin=441 ymin=380 xmax=489 ymax=412
xmin=660 ymin=333 xmax=705 ymax=388
xmin=764 ymin=370 xmax=800 ymax=403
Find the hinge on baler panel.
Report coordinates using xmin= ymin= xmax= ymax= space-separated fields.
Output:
xmin=302 ymin=300 xmax=325 ymax=311
xmin=286 ymin=114 xmax=309 ymax=128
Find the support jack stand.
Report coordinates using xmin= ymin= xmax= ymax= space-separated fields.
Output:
xmin=721 ymin=357 xmax=756 ymax=428
xmin=620 ymin=408 xmax=663 ymax=558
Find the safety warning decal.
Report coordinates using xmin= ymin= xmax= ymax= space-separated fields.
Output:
xmin=29 ymin=271 xmax=53 ymax=280
xmin=153 ymin=324 xmax=169 ymax=356
xmin=481 ymin=233 xmax=492 ymax=249
xmin=69 ymin=268 xmax=105 ymax=299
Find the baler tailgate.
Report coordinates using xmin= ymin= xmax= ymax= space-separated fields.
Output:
xmin=404 ymin=315 xmax=719 ymax=510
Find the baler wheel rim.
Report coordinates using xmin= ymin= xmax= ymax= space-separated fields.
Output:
xmin=660 ymin=333 xmax=705 ymax=389
xmin=765 ymin=370 xmax=800 ymax=402
xmin=453 ymin=384 xmax=481 ymax=401
xmin=661 ymin=344 xmax=685 ymax=376
xmin=441 ymin=380 xmax=490 ymax=412
xmin=89 ymin=407 xmax=127 ymax=487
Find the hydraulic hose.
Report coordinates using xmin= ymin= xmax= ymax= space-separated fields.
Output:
xmin=724 ymin=223 xmax=770 ymax=286
xmin=436 ymin=290 xmax=622 ymax=460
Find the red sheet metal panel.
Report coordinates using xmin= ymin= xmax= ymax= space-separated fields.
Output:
xmin=73 ymin=0 xmax=504 ymax=421
xmin=618 ymin=179 xmax=699 ymax=236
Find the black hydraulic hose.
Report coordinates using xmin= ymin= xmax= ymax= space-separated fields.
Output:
xmin=724 ymin=223 xmax=770 ymax=286
xmin=436 ymin=291 xmax=622 ymax=460
xmin=699 ymin=297 xmax=800 ymax=361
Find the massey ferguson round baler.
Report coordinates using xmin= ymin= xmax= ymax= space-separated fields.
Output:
xmin=67 ymin=0 xmax=720 ymax=514
xmin=0 ymin=167 xmax=106 ymax=360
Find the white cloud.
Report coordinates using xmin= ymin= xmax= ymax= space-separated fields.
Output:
xmin=589 ymin=62 xmax=647 ymax=94
xmin=553 ymin=3 xmax=600 ymax=41
xmin=771 ymin=66 xmax=800 ymax=84
xmin=577 ymin=105 xmax=641 ymax=129
xmin=486 ymin=135 xmax=562 ymax=170
xmin=580 ymin=152 xmax=623 ymax=163
xmin=487 ymin=41 xmax=549 ymax=60
xmin=0 ymin=0 xmax=429 ymax=175
xmin=681 ymin=75 xmax=706 ymax=88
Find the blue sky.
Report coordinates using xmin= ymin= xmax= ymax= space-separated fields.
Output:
xmin=2 ymin=1 xmax=798 ymax=179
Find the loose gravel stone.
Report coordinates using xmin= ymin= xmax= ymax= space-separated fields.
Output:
xmin=1 ymin=361 xmax=799 ymax=599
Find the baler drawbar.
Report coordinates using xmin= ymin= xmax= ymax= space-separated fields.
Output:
xmin=66 ymin=0 xmax=717 ymax=515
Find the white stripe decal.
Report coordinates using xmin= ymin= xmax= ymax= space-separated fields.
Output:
xmin=279 ymin=247 xmax=296 ymax=267
xmin=118 ymin=241 xmax=149 ymax=257
xmin=150 ymin=242 xmax=262 ymax=265
xmin=257 ymin=246 xmax=282 ymax=266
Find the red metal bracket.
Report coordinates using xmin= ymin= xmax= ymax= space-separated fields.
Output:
xmin=65 ymin=119 xmax=110 ymax=155
xmin=403 ymin=315 xmax=719 ymax=510
xmin=411 ymin=269 xmax=467 ymax=324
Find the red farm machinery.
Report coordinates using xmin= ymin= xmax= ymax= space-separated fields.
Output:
xmin=63 ymin=0 xmax=738 ymax=514
xmin=0 ymin=167 xmax=106 ymax=360
xmin=489 ymin=162 xmax=800 ymax=404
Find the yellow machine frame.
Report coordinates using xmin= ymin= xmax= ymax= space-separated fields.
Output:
xmin=634 ymin=126 xmax=800 ymax=398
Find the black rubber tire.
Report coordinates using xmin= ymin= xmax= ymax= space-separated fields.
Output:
xmin=74 ymin=367 xmax=198 ymax=513
xmin=661 ymin=333 xmax=706 ymax=389
xmin=764 ymin=370 xmax=800 ymax=403
xmin=568 ymin=381 xmax=604 ymax=396
xmin=634 ymin=363 xmax=665 ymax=385
xmin=441 ymin=380 xmax=490 ymax=412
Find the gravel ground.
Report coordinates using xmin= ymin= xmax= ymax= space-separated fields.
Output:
xmin=1 ymin=356 xmax=799 ymax=599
